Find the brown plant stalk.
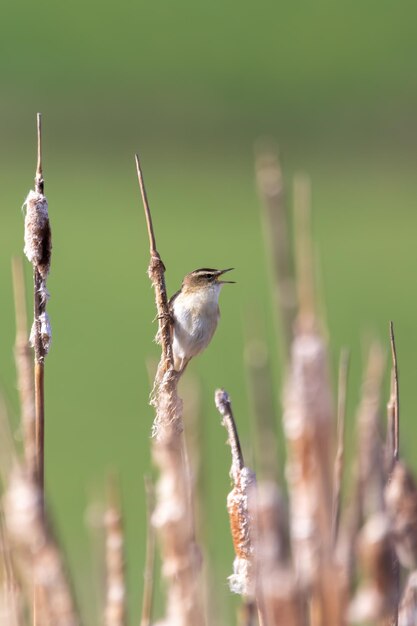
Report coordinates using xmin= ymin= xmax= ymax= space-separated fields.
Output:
xmin=11 ymin=256 xmax=36 ymax=480
xmin=0 ymin=405 xmax=22 ymax=626
xmin=214 ymin=390 xmax=258 ymax=619
xmin=23 ymin=113 xmax=52 ymax=496
xmin=135 ymin=155 xmax=203 ymax=626
xmin=398 ymin=570 xmax=417 ymax=626
xmin=388 ymin=320 xmax=400 ymax=469
xmin=282 ymin=175 xmax=346 ymax=626
xmin=3 ymin=466 xmax=80 ymax=626
xmin=388 ymin=321 xmax=401 ymax=626
xmin=104 ymin=477 xmax=126 ymax=626
xmin=255 ymin=146 xmax=296 ymax=363
xmin=253 ymin=482 xmax=305 ymax=626
xmin=283 ymin=175 xmax=334 ymax=583
xmin=332 ymin=348 xmax=350 ymax=546
xmin=140 ymin=476 xmax=156 ymax=626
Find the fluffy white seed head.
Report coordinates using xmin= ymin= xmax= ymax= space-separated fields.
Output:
xmin=23 ymin=190 xmax=51 ymax=278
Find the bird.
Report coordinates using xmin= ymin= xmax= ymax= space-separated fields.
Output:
xmin=169 ymin=268 xmax=234 ymax=373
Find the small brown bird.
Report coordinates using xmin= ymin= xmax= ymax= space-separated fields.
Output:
xmin=169 ymin=268 xmax=234 ymax=372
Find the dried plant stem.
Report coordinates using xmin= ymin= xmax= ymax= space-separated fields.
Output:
xmin=34 ymin=112 xmax=45 ymax=491
xmin=284 ymin=253 xmax=334 ymax=589
xmin=293 ymin=174 xmax=315 ymax=330
xmin=0 ymin=507 xmax=22 ymax=626
xmin=253 ymin=482 xmax=304 ymax=626
xmin=398 ymin=571 xmax=417 ymax=626
xmin=214 ymin=390 xmax=244 ymax=480
xmin=104 ymin=477 xmax=126 ymax=626
xmin=134 ymin=155 xmax=173 ymax=371
xmin=388 ymin=322 xmax=401 ymax=626
xmin=238 ymin=600 xmax=257 ymax=626
xmin=215 ymin=390 xmax=258 ymax=617
xmin=135 ymin=154 xmax=203 ymax=626
xmin=357 ymin=343 xmax=386 ymax=517
xmin=4 ymin=467 xmax=80 ymax=626
xmin=34 ymin=362 xmax=45 ymax=489
xmin=140 ymin=477 xmax=156 ymax=626
xmin=12 ymin=256 xmax=36 ymax=479
xmin=332 ymin=348 xmax=350 ymax=545
xmin=255 ymin=147 xmax=296 ymax=361
xmin=23 ymin=113 xmax=52 ymax=496
xmin=36 ymin=112 xmax=43 ymax=192
xmin=22 ymin=113 xmax=52 ymax=626
xmin=389 ymin=321 xmax=400 ymax=464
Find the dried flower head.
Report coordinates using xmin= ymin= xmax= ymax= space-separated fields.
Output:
xmin=215 ymin=389 xmax=256 ymax=597
xmin=23 ymin=190 xmax=51 ymax=279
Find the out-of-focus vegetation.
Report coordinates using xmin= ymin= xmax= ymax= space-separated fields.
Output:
xmin=1 ymin=2 xmax=417 ymax=622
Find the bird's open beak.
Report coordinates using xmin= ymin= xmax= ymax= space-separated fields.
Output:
xmin=216 ymin=268 xmax=235 ymax=284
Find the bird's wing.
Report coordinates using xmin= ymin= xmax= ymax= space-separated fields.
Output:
xmin=168 ymin=289 xmax=181 ymax=315
xmin=167 ymin=290 xmax=181 ymax=343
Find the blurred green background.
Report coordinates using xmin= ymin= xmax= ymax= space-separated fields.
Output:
xmin=1 ymin=1 xmax=417 ymax=623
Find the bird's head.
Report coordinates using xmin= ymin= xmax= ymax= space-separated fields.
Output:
xmin=182 ymin=268 xmax=235 ymax=292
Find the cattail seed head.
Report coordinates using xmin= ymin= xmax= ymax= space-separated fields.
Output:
xmin=23 ymin=190 xmax=51 ymax=279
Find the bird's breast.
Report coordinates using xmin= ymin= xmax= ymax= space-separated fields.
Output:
xmin=172 ymin=290 xmax=220 ymax=357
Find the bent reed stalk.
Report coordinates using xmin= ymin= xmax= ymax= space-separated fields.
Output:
xmin=135 ymin=155 xmax=204 ymax=626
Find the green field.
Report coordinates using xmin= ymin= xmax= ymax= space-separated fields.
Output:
xmin=1 ymin=1 xmax=417 ymax=623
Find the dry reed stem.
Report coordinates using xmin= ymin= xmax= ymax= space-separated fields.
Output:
xmin=23 ymin=113 xmax=52 ymax=496
xmin=237 ymin=600 xmax=257 ymax=626
xmin=387 ymin=321 xmax=401 ymax=626
xmin=357 ymin=342 xmax=386 ymax=518
xmin=389 ymin=321 xmax=400 ymax=465
xmin=283 ymin=315 xmax=334 ymax=585
xmin=214 ymin=390 xmax=256 ymax=600
xmin=104 ymin=477 xmax=126 ymax=626
xmin=349 ymin=344 xmax=399 ymax=624
xmin=398 ymin=570 xmax=417 ymax=626
xmin=385 ymin=461 xmax=417 ymax=570
xmin=181 ymin=376 xmax=204 ymax=533
xmin=292 ymin=171 xmax=334 ymax=515
xmin=180 ymin=376 xmax=221 ymax=623
xmin=332 ymin=349 xmax=350 ymax=545
xmin=0 ymin=403 xmax=24 ymax=625
xmin=283 ymin=176 xmax=346 ymax=625
xmin=3 ymin=466 xmax=80 ymax=626
xmin=337 ymin=346 xmax=387 ymax=600
xmin=293 ymin=174 xmax=315 ymax=330
xmin=253 ymin=482 xmax=305 ymax=626
xmin=338 ymin=467 xmax=360 ymax=584
xmin=134 ymin=155 xmax=173 ymax=378
xmin=0 ymin=511 xmax=22 ymax=626
xmin=255 ymin=147 xmax=296 ymax=361
xmin=349 ymin=512 xmax=397 ymax=624
xmin=386 ymin=369 xmax=396 ymax=474
xmin=140 ymin=477 xmax=156 ymax=626
xmin=135 ymin=155 xmax=203 ymax=626
xmin=0 ymin=583 xmax=22 ymax=626
xmin=12 ymin=257 xmax=36 ymax=481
